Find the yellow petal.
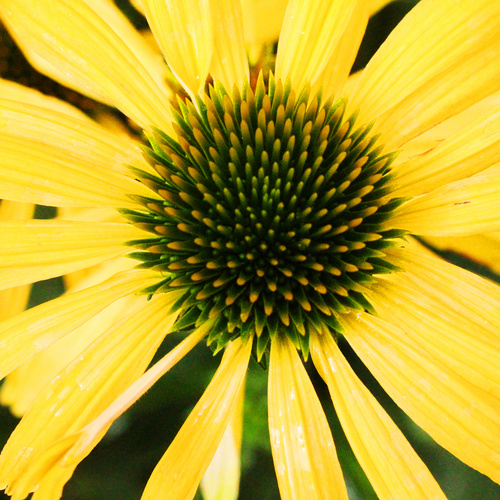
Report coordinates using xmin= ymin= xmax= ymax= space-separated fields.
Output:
xmin=423 ymin=232 xmax=500 ymax=274
xmin=15 ymin=323 xmax=206 ymax=497
xmin=64 ymin=323 xmax=210 ymax=466
xmin=312 ymin=2 xmax=368 ymax=100
xmin=141 ymin=0 xmax=214 ymax=98
xmin=349 ymin=0 xmax=500 ymax=149
xmin=395 ymin=91 xmax=500 ymax=163
xmin=275 ymin=0 xmax=367 ymax=94
xmin=0 ymin=268 xmax=159 ymax=378
xmin=242 ymin=0 xmax=383 ymax=62
xmin=0 ymin=293 xmax=178 ymax=498
xmin=268 ymin=335 xmax=348 ymax=500
xmin=141 ymin=337 xmax=252 ymax=500
xmin=210 ymin=0 xmax=249 ymax=91
xmin=367 ymin=271 xmax=500 ymax=399
xmin=61 ymin=252 xmax=135 ymax=293
xmin=0 ymin=201 xmax=35 ymax=322
xmin=0 ymin=294 xmax=143 ymax=417
xmin=343 ymin=311 xmax=500 ymax=484
xmin=0 ymin=200 xmax=35 ymax=222
xmin=311 ymin=332 xmax=446 ymax=500
xmin=340 ymin=69 xmax=362 ymax=97
xmin=0 ymin=284 xmax=30 ymax=324
xmin=387 ymin=173 xmax=500 ymax=236
xmin=241 ymin=0 xmax=288 ymax=60
xmin=199 ymin=426 xmax=240 ymax=500
xmin=0 ymin=0 xmax=173 ymax=130
xmin=0 ymin=79 xmax=90 ymax=120
xmin=200 ymin=378 xmax=244 ymax=500
xmin=385 ymin=244 xmax=500 ymax=339
xmin=391 ymin=99 xmax=500 ymax=196
xmin=370 ymin=0 xmax=394 ymax=15
xmin=57 ymin=207 xmax=124 ymax=224
xmin=130 ymin=0 xmax=145 ymax=14
xmin=483 ymin=163 xmax=500 ymax=176
xmin=81 ymin=0 xmax=170 ymax=89
xmin=0 ymin=220 xmax=143 ymax=289
xmin=0 ymin=98 xmax=154 ymax=208
xmin=1 ymin=326 xmax=206 ymax=499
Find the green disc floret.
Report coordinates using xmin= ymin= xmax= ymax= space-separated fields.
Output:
xmin=121 ymin=74 xmax=406 ymax=361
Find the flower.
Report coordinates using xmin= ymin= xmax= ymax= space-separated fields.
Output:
xmin=0 ymin=0 xmax=499 ymax=499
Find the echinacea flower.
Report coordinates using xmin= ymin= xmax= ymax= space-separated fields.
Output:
xmin=0 ymin=0 xmax=499 ymax=499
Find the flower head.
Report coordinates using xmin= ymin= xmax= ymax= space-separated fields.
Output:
xmin=126 ymin=74 xmax=406 ymax=361
xmin=0 ymin=0 xmax=499 ymax=499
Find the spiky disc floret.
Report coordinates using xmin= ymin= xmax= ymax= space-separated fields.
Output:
xmin=122 ymin=74 xmax=406 ymax=360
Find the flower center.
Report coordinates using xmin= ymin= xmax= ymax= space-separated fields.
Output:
xmin=123 ymin=75 xmax=406 ymax=360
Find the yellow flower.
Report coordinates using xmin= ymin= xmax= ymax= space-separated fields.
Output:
xmin=0 ymin=0 xmax=499 ymax=499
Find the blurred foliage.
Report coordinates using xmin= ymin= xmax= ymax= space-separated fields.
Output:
xmin=1 ymin=1 xmax=499 ymax=499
